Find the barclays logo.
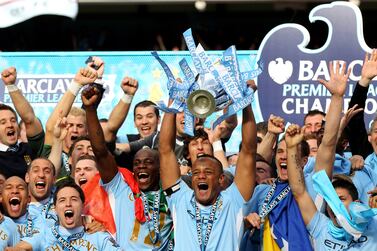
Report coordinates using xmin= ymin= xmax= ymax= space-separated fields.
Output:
xmin=268 ymin=58 xmax=293 ymax=85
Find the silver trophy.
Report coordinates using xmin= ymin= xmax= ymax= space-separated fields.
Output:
xmin=187 ymin=68 xmax=232 ymax=118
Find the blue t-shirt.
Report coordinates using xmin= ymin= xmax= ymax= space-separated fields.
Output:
xmin=28 ymin=196 xmax=57 ymax=226
xmin=308 ymin=211 xmax=377 ymax=250
xmin=22 ymin=225 xmax=121 ymax=251
xmin=101 ymin=171 xmax=173 ymax=251
xmin=0 ymin=216 xmax=20 ymax=249
xmin=167 ymin=179 xmax=247 ymax=251
xmin=351 ymin=169 xmax=374 ymax=205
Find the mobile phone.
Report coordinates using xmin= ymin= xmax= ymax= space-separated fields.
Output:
xmin=85 ymin=56 xmax=100 ymax=70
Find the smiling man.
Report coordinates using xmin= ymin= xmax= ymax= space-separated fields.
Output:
xmin=7 ymin=179 xmax=121 ymax=251
xmin=73 ymin=155 xmax=98 ymax=187
xmin=0 ymin=67 xmax=45 ymax=179
xmin=1 ymin=176 xmax=43 ymax=239
xmin=25 ymin=158 xmax=56 ymax=220
xmin=159 ymin=101 xmax=256 ymax=250
xmin=81 ymin=85 xmax=173 ymax=250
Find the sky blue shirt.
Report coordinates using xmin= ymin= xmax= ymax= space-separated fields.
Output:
xmin=0 ymin=216 xmax=20 ymax=249
xmin=101 ymin=171 xmax=173 ymax=251
xmin=351 ymin=169 xmax=374 ymax=205
xmin=28 ymin=195 xmax=57 ymax=226
xmin=167 ymin=179 xmax=247 ymax=251
xmin=13 ymin=209 xmax=45 ymax=239
xmin=22 ymin=225 xmax=122 ymax=251
xmin=308 ymin=211 xmax=377 ymax=251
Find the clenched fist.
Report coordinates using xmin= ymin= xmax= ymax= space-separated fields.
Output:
xmin=1 ymin=67 xmax=17 ymax=85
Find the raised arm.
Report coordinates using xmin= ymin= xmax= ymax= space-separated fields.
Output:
xmin=103 ymin=77 xmax=138 ymax=142
xmin=45 ymin=67 xmax=97 ymax=146
xmin=82 ymin=85 xmax=117 ymax=183
xmin=159 ymin=109 xmax=180 ymax=190
xmin=1 ymin=67 xmax=43 ymax=137
xmin=234 ymin=104 xmax=256 ymax=201
xmin=204 ymin=123 xmax=229 ymax=168
xmin=315 ymin=61 xmax=350 ymax=178
xmin=257 ymin=114 xmax=285 ymax=164
xmin=48 ymin=114 xmax=68 ymax=175
xmin=347 ymin=50 xmax=377 ymax=157
xmin=285 ymin=124 xmax=317 ymax=225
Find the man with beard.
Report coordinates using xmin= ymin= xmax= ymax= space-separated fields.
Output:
xmin=25 ymin=158 xmax=57 ymax=222
xmin=159 ymin=98 xmax=256 ymax=250
xmin=81 ymin=85 xmax=173 ymax=250
xmin=7 ymin=179 xmax=121 ymax=251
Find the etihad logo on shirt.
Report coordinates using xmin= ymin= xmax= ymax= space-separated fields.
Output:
xmin=324 ymin=235 xmax=367 ymax=249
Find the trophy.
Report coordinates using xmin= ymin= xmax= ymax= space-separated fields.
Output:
xmin=187 ymin=71 xmax=231 ymax=118
xmin=152 ymin=28 xmax=262 ymax=135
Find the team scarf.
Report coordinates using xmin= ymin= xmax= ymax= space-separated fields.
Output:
xmin=312 ymin=170 xmax=377 ymax=240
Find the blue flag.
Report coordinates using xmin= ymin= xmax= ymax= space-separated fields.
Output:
xmin=268 ymin=182 xmax=313 ymax=251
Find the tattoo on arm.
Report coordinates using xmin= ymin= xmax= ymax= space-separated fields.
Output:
xmin=294 ymin=153 xmax=305 ymax=185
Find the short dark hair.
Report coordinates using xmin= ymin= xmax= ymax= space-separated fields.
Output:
xmin=68 ymin=136 xmax=91 ymax=156
xmin=99 ymin=118 xmax=108 ymax=123
xmin=303 ymin=110 xmax=326 ymax=124
xmin=27 ymin=157 xmax=56 ymax=176
xmin=0 ymin=104 xmax=18 ymax=122
xmin=299 ymin=140 xmax=310 ymax=158
xmin=332 ymin=178 xmax=358 ymax=201
xmin=54 ymin=177 xmax=85 ymax=205
xmin=183 ymin=128 xmax=212 ymax=166
xmin=256 ymin=153 xmax=277 ymax=178
xmin=133 ymin=100 xmax=159 ymax=119
xmin=256 ymin=121 xmax=268 ymax=137
xmin=194 ymin=154 xmax=223 ymax=174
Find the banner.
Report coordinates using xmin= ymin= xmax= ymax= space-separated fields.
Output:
xmin=0 ymin=51 xmax=260 ymax=150
xmin=0 ymin=0 xmax=78 ymax=28
xmin=256 ymin=1 xmax=376 ymax=126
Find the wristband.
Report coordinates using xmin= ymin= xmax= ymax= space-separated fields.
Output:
xmin=121 ymin=93 xmax=133 ymax=104
xmin=213 ymin=140 xmax=223 ymax=152
xmin=68 ymin=80 xmax=82 ymax=96
xmin=94 ymin=78 xmax=105 ymax=85
xmin=6 ymin=84 xmax=19 ymax=93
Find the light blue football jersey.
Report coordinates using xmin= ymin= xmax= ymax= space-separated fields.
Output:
xmin=0 ymin=216 xmax=20 ymax=249
xmin=167 ymin=179 xmax=248 ymax=251
xmin=308 ymin=211 xmax=377 ymax=251
xmin=101 ymin=171 xmax=173 ymax=251
xmin=22 ymin=225 xmax=122 ymax=251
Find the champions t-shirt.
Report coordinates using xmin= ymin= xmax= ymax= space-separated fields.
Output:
xmin=22 ymin=225 xmax=121 ymax=251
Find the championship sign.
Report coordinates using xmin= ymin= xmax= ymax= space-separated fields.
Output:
xmin=256 ymin=1 xmax=375 ymax=125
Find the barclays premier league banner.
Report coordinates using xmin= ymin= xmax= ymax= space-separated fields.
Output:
xmin=256 ymin=1 xmax=376 ymax=126
xmin=0 ymin=51 xmax=259 ymax=149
